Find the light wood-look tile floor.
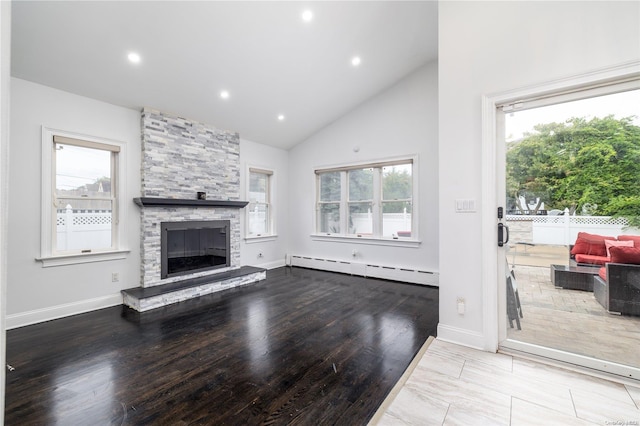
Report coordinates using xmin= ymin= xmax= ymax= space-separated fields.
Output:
xmin=373 ymin=338 xmax=640 ymax=425
xmin=507 ymin=265 xmax=640 ymax=368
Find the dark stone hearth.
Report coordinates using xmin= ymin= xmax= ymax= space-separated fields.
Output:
xmin=123 ymin=266 xmax=266 ymax=301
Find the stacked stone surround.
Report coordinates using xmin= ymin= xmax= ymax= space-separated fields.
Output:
xmin=141 ymin=108 xmax=240 ymax=199
xmin=139 ymin=108 xmax=243 ymax=288
xmin=140 ymin=208 xmax=240 ymax=287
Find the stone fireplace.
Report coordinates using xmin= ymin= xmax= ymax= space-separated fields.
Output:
xmin=139 ymin=203 xmax=241 ymax=288
xmin=121 ymin=108 xmax=265 ymax=312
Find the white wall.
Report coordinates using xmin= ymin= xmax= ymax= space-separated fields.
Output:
xmin=7 ymin=78 xmax=141 ymax=327
xmin=438 ymin=1 xmax=640 ymax=348
xmin=287 ymin=61 xmax=439 ymax=273
xmin=240 ymin=138 xmax=289 ymax=269
xmin=0 ymin=0 xmax=11 ymax=420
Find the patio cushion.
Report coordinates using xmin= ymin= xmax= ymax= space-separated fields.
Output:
xmin=598 ymin=266 xmax=607 ymax=281
xmin=605 ymin=239 xmax=634 ymax=257
xmin=570 ymin=232 xmax=615 ymax=257
xmin=575 ymin=253 xmax=609 ymax=265
xmin=618 ymin=235 xmax=640 ymax=246
xmin=609 ymin=246 xmax=640 ymax=265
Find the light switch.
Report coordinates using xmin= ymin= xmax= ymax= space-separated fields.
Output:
xmin=455 ymin=199 xmax=477 ymax=213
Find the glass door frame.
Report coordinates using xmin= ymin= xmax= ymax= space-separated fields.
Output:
xmin=480 ymin=61 xmax=640 ymax=379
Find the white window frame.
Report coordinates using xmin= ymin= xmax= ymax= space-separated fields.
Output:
xmin=37 ymin=127 xmax=129 ymax=267
xmin=312 ymin=156 xmax=420 ymax=247
xmin=245 ymin=166 xmax=277 ymax=242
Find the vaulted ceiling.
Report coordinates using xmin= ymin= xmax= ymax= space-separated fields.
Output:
xmin=11 ymin=1 xmax=437 ymax=149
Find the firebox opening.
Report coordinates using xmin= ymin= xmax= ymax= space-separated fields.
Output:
xmin=161 ymin=220 xmax=231 ymax=279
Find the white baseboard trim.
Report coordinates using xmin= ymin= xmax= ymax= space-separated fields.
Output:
xmin=6 ymin=293 xmax=123 ymax=330
xmin=436 ymin=323 xmax=489 ymax=351
xmin=289 ymin=255 xmax=439 ymax=286
xmin=255 ymin=259 xmax=286 ymax=270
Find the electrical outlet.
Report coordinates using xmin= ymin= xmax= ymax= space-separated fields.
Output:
xmin=456 ymin=297 xmax=465 ymax=315
xmin=112 ymin=272 xmax=119 ymax=282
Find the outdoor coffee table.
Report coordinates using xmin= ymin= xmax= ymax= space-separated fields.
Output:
xmin=550 ymin=264 xmax=601 ymax=291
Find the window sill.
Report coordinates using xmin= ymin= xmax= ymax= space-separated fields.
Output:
xmin=310 ymin=234 xmax=421 ymax=248
xmin=36 ymin=249 xmax=130 ymax=267
xmin=244 ymin=234 xmax=278 ymax=244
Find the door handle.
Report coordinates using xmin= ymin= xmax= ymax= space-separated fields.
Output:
xmin=498 ymin=222 xmax=509 ymax=247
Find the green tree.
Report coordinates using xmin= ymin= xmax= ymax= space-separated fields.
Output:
xmin=319 ymin=172 xmax=341 ymax=201
xmin=382 ymin=167 xmax=412 ymax=213
xmin=348 ymin=168 xmax=373 ymax=202
xmin=506 ymin=115 xmax=640 ymax=221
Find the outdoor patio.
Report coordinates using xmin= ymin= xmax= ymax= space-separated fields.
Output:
xmin=506 ymin=244 xmax=640 ymax=370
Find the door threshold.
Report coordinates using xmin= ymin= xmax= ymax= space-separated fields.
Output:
xmin=500 ymin=339 xmax=640 ymax=386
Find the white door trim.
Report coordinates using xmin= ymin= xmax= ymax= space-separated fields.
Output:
xmin=481 ymin=60 xmax=640 ymax=372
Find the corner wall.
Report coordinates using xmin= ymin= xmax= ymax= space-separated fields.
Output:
xmin=287 ymin=61 xmax=438 ymax=275
xmin=438 ymin=1 xmax=640 ymax=348
xmin=239 ymin=138 xmax=289 ymax=269
xmin=0 ymin=0 xmax=11 ymax=420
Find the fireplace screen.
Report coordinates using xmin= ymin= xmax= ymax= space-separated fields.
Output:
xmin=161 ymin=220 xmax=230 ymax=279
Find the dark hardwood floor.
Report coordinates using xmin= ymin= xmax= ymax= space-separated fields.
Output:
xmin=5 ymin=267 xmax=439 ymax=425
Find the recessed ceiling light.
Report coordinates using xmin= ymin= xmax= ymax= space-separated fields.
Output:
xmin=302 ymin=10 xmax=313 ymax=22
xmin=278 ymin=114 xmax=285 ymax=121
xmin=351 ymin=56 xmax=361 ymax=67
xmin=220 ymin=90 xmax=230 ymax=99
xmin=127 ymin=52 xmax=141 ymax=64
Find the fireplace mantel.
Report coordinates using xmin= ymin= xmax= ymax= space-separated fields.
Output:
xmin=134 ymin=197 xmax=249 ymax=209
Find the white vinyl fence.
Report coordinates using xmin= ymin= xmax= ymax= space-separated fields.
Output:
xmin=56 ymin=204 xmax=112 ymax=250
xmin=506 ymin=208 xmax=635 ymax=245
xmin=351 ymin=211 xmax=412 ymax=236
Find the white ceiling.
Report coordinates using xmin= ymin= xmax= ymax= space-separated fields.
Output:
xmin=11 ymin=1 xmax=438 ymax=150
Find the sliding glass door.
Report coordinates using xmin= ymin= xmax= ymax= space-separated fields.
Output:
xmin=497 ymin=80 xmax=640 ymax=377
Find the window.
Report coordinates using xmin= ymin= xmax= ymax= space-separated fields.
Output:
xmin=348 ymin=168 xmax=373 ymax=235
xmin=315 ymin=158 xmax=416 ymax=241
xmin=382 ymin=163 xmax=413 ymax=238
xmin=318 ymin=171 xmax=342 ymax=234
xmin=247 ymin=167 xmax=274 ymax=238
xmin=39 ymin=128 xmax=127 ymax=266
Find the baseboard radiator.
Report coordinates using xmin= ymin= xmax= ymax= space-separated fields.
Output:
xmin=289 ymin=255 xmax=439 ymax=286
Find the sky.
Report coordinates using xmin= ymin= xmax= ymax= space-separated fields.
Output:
xmin=505 ymin=89 xmax=640 ymax=142
xmin=56 ymin=144 xmax=110 ymax=192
